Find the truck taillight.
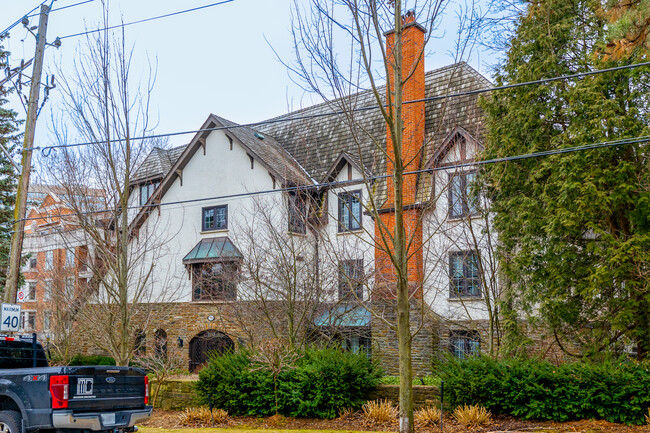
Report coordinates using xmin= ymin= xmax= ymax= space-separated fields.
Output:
xmin=144 ymin=376 xmax=149 ymax=405
xmin=50 ymin=375 xmax=69 ymax=409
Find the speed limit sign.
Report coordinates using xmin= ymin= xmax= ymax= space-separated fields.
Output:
xmin=0 ymin=304 xmax=21 ymax=332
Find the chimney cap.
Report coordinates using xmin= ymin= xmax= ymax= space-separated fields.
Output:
xmin=384 ymin=10 xmax=427 ymax=36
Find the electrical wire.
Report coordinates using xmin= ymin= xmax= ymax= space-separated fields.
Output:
xmin=27 ymin=60 xmax=650 ymax=152
xmin=29 ymin=0 xmax=95 ymax=16
xmin=58 ymin=0 xmax=236 ymax=40
xmin=0 ymin=0 xmax=49 ymax=37
xmin=7 ymin=133 xmax=649 ymax=227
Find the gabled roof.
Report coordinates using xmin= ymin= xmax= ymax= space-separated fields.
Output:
xmin=133 ymin=145 xmax=185 ymax=183
xmin=211 ymin=114 xmax=313 ymax=186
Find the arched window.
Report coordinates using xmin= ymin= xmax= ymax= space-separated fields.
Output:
xmin=154 ymin=329 xmax=168 ymax=360
xmin=188 ymin=330 xmax=234 ymax=372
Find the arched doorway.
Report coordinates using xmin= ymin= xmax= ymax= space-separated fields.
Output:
xmin=188 ymin=330 xmax=234 ymax=372
xmin=154 ymin=329 xmax=168 ymax=360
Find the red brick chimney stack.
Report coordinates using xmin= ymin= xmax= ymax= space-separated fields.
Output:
xmin=375 ymin=11 xmax=426 ymax=298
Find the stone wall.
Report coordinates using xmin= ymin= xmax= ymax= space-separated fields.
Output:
xmin=371 ymin=301 xmax=440 ymax=376
xmin=150 ymin=379 xmax=439 ymax=411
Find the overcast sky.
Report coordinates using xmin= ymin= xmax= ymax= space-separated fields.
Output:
xmin=1 ymin=0 xmax=498 ymax=151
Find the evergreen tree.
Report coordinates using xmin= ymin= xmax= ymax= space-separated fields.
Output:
xmin=482 ymin=0 xmax=650 ymax=359
xmin=0 ymin=38 xmax=21 ymax=290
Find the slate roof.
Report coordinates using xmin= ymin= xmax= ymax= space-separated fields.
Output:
xmin=132 ymin=62 xmax=489 ymax=207
xmin=133 ymin=145 xmax=185 ymax=183
xmin=211 ymin=115 xmax=313 ymax=185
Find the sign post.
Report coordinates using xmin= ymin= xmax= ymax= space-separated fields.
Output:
xmin=1 ymin=304 xmax=22 ymax=332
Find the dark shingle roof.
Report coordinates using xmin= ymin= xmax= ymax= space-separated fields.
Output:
xmin=133 ymin=145 xmax=185 ymax=182
xmin=133 ymin=62 xmax=488 ymax=199
xmin=257 ymin=62 xmax=489 ymax=186
xmin=211 ymin=115 xmax=313 ymax=185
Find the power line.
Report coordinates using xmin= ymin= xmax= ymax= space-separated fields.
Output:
xmin=30 ymin=0 xmax=95 ymax=16
xmin=8 ymin=133 xmax=649 ymax=226
xmin=58 ymin=0 xmax=236 ymax=40
xmin=0 ymin=0 xmax=48 ymax=37
xmin=28 ymin=60 xmax=650 ymax=153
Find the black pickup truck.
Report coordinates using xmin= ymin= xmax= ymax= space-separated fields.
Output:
xmin=0 ymin=334 xmax=151 ymax=433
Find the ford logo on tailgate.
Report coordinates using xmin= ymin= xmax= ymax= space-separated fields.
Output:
xmin=106 ymin=377 xmax=116 ymax=383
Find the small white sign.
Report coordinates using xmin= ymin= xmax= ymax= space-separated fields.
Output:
xmin=16 ymin=291 xmax=25 ymax=303
xmin=0 ymin=303 xmax=22 ymax=332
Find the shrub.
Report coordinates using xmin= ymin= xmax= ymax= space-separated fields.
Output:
xmin=179 ymin=407 xmax=228 ymax=425
xmin=453 ymin=405 xmax=491 ymax=428
xmin=362 ymin=399 xmax=397 ymax=424
xmin=437 ymin=355 xmax=650 ymax=425
xmin=195 ymin=347 xmax=382 ymax=418
xmin=414 ymin=405 xmax=441 ymax=426
xmin=68 ymin=354 xmax=116 ymax=366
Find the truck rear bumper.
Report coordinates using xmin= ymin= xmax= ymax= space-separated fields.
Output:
xmin=52 ymin=407 xmax=152 ymax=431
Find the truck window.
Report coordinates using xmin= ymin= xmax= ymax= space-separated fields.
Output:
xmin=0 ymin=340 xmax=48 ymax=369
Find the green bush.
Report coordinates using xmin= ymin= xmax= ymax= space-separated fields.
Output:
xmin=195 ymin=347 xmax=382 ymax=418
xmin=68 ymin=354 xmax=116 ymax=366
xmin=437 ymin=356 xmax=650 ymax=425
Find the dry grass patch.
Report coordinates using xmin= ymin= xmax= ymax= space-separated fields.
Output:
xmin=414 ymin=405 xmax=441 ymax=426
xmin=338 ymin=407 xmax=356 ymax=419
xmin=178 ymin=407 xmax=229 ymax=426
xmin=362 ymin=399 xmax=398 ymax=424
xmin=452 ymin=404 xmax=492 ymax=428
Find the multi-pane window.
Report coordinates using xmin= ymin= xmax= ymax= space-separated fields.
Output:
xmin=192 ymin=262 xmax=238 ymax=301
xmin=202 ymin=205 xmax=228 ymax=231
xmin=44 ymin=280 xmax=52 ymax=301
xmin=43 ymin=311 xmax=51 ymax=331
xmin=338 ymin=260 xmax=364 ymax=301
xmin=65 ymin=277 xmax=75 ymax=298
xmin=139 ymin=181 xmax=160 ymax=207
xmin=449 ymin=171 xmax=478 ymax=218
xmin=449 ymin=251 xmax=481 ymax=297
xmin=65 ymin=248 xmax=75 ymax=268
xmin=26 ymin=282 xmax=36 ymax=301
xmin=338 ymin=190 xmax=362 ymax=232
xmin=342 ymin=335 xmax=372 ymax=358
xmin=29 ymin=257 xmax=37 ymax=270
xmin=44 ymin=251 xmax=54 ymax=270
xmin=449 ymin=330 xmax=480 ymax=359
xmin=288 ymin=192 xmax=307 ymax=234
xmin=20 ymin=311 xmax=35 ymax=331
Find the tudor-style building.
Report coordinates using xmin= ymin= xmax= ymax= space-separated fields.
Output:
xmin=126 ymin=15 xmax=494 ymax=374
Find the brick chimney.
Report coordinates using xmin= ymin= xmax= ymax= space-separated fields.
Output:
xmin=375 ymin=11 xmax=426 ymax=299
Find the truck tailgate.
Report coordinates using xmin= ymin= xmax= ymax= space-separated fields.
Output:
xmin=65 ymin=366 xmax=146 ymax=411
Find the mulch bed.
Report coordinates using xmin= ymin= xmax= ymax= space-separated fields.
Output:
xmin=141 ymin=409 xmax=650 ymax=433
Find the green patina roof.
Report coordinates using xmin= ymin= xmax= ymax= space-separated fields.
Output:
xmin=314 ymin=305 xmax=371 ymax=327
xmin=182 ymin=237 xmax=243 ymax=264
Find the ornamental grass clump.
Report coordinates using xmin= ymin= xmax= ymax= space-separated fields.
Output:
xmin=362 ymin=399 xmax=398 ymax=424
xmin=415 ymin=405 xmax=441 ymax=426
xmin=179 ymin=407 xmax=229 ymax=426
xmin=453 ymin=404 xmax=492 ymax=428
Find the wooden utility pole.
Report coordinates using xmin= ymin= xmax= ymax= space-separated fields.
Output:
xmin=3 ymin=4 xmax=50 ymax=303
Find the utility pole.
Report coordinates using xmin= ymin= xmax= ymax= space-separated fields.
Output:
xmin=4 ymin=4 xmax=50 ymax=303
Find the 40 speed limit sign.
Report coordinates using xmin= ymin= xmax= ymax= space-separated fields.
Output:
xmin=0 ymin=304 xmax=21 ymax=332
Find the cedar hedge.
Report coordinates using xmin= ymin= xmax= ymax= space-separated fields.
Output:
xmin=437 ymin=355 xmax=650 ymax=425
xmin=195 ymin=347 xmax=382 ymax=418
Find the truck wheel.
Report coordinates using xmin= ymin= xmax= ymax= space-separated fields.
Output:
xmin=0 ymin=410 xmax=22 ymax=433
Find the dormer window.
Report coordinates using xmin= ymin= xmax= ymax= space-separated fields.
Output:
xmin=139 ymin=181 xmax=160 ymax=207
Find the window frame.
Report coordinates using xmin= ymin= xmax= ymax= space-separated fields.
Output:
xmin=44 ymin=251 xmax=54 ymax=270
xmin=449 ymin=250 xmax=481 ymax=298
xmin=191 ymin=261 xmax=239 ymax=302
xmin=338 ymin=190 xmax=362 ymax=232
xmin=448 ymin=171 xmax=479 ymax=219
xmin=338 ymin=259 xmax=365 ymax=301
xmin=287 ymin=192 xmax=307 ymax=234
xmin=202 ymin=205 xmax=228 ymax=232
xmin=65 ymin=248 xmax=75 ymax=268
xmin=449 ymin=330 xmax=481 ymax=359
xmin=26 ymin=282 xmax=36 ymax=301
xmin=139 ymin=181 xmax=160 ymax=207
